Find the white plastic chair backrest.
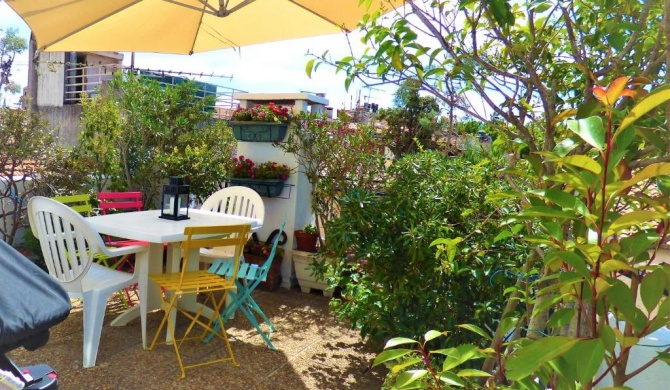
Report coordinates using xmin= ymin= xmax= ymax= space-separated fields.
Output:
xmin=28 ymin=196 xmax=107 ymax=293
xmin=201 ymin=187 xmax=265 ymax=223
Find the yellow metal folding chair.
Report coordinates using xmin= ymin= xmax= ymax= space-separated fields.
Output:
xmin=148 ymin=224 xmax=250 ymax=378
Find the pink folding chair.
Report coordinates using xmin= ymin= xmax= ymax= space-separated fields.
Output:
xmin=97 ymin=191 xmax=146 ymax=306
xmin=98 ymin=191 xmax=143 ymax=215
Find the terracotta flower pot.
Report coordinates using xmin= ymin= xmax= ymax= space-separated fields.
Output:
xmin=294 ymin=230 xmax=318 ymax=252
xmin=243 ymin=253 xmax=282 ymax=291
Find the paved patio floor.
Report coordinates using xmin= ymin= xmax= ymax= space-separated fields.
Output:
xmin=8 ymin=288 xmax=387 ymax=389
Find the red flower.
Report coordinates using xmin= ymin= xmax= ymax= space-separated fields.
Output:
xmin=231 ymin=156 xmax=292 ymax=180
xmin=230 ymin=103 xmax=294 ymax=123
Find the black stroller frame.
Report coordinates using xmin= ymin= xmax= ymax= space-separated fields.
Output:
xmin=0 ymin=240 xmax=70 ymax=389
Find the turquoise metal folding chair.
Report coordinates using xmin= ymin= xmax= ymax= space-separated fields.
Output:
xmin=206 ymin=217 xmax=286 ymax=349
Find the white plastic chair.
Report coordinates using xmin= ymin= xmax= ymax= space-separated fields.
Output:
xmin=199 ymin=187 xmax=264 ymax=262
xmin=27 ymin=196 xmax=148 ymax=368
xmin=200 ymin=186 xmax=265 ymax=221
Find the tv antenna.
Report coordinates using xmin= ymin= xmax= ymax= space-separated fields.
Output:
xmin=364 ymin=86 xmax=383 ymax=103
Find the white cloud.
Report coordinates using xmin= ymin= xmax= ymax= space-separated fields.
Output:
xmin=0 ymin=2 xmax=396 ymax=110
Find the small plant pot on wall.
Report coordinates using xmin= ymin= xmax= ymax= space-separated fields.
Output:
xmin=228 ymin=121 xmax=288 ymax=142
xmin=292 ymin=250 xmax=333 ymax=297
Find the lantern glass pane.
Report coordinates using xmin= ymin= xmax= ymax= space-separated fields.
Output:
xmin=180 ymin=194 xmax=188 ymax=214
xmin=163 ymin=193 xmax=175 ymax=217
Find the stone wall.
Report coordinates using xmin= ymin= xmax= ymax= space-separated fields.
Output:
xmin=37 ymin=105 xmax=83 ymax=147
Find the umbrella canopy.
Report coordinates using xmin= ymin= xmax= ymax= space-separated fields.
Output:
xmin=7 ymin=0 xmax=405 ymax=54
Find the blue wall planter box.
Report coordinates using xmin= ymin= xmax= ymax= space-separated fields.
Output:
xmin=228 ymin=121 xmax=288 ymax=142
xmin=228 ymin=178 xmax=286 ymax=197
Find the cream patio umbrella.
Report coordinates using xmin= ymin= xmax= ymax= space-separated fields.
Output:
xmin=6 ymin=0 xmax=405 ymax=54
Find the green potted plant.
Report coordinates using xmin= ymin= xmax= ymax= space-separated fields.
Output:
xmin=229 ymin=156 xmax=292 ymax=197
xmin=293 ymin=223 xmax=334 ymax=296
xmin=228 ymin=102 xmax=293 ymax=142
xmin=293 ymin=223 xmax=318 ymax=252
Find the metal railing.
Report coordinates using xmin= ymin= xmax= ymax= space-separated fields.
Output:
xmin=63 ymin=65 xmax=245 ymax=117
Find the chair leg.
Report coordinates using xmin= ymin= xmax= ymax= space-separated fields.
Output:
xmin=114 ymin=288 xmax=130 ymax=309
xmin=236 ymin=286 xmax=276 ymax=350
xmin=114 ymin=256 xmax=137 ymax=307
xmin=205 ymin=285 xmax=276 ymax=350
xmin=151 ymin=292 xmax=240 ymax=379
xmin=124 ymin=283 xmax=138 ymax=307
xmin=148 ymin=293 xmax=178 ymax=351
xmin=238 ymin=302 xmax=276 ymax=350
xmin=81 ymin=290 xmax=109 ymax=368
xmin=245 ymin=296 xmax=275 ymax=332
xmin=210 ymin=291 xmax=239 ymax=368
xmin=203 ymin=288 xmax=242 ymax=344
xmin=167 ymin=307 xmax=187 ymax=379
xmin=152 ymin=293 xmax=187 ymax=379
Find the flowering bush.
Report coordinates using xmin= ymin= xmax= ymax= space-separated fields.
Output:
xmin=231 ymin=155 xmax=291 ymax=180
xmin=230 ymin=102 xmax=293 ymax=123
xmin=244 ymin=238 xmax=284 ymax=259
xmin=276 ymin=111 xmax=387 ymax=239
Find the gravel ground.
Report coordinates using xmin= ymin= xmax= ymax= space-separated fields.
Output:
xmin=8 ymin=288 xmax=387 ymax=390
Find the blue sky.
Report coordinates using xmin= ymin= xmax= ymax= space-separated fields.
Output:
xmin=0 ymin=1 xmax=397 ymax=111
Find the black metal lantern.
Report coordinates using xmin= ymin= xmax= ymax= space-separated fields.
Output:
xmin=159 ymin=177 xmax=190 ymax=220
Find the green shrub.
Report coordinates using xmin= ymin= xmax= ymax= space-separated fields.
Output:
xmin=323 ymin=150 xmax=530 ymax=346
xmin=76 ymin=72 xmax=236 ymax=206
xmin=277 ymin=111 xmax=386 ymax=240
xmin=0 ymin=107 xmax=63 ymax=245
xmin=375 ymin=78 xmax=670 ymax=389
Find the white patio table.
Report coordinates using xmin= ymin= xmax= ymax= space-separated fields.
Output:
xmin=86 ymin=208 xmax=261 ymax=349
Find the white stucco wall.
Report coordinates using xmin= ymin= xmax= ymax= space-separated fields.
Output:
xmin=234 ymin=93 xmax=327 ymax=288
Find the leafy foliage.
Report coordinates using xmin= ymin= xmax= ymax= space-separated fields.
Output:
xmin=309 ymin=0 xmax=667 ymax=169
xmin=76 ymin=72 xmax=236 ymax=205
xmin=230 ymin=102 xmax=293 ymax=123
xmin=159 ymin=119 xmax=236 ymax=201
xmin=230 ymin=156 xmax=291 ymax=180
xmin=377 ymin=79 xmax=442 ymax=158
xmin=75 ymin=92 xmax=123 ymax=192
xmin=0 ymin=108 xmax=63 ymax=245
xmin=378 ymin=79 xmax=670 ymax=388
xmin=300 ymin=224 xmax=318 ymax=235
xmin=323 ymin=151 xmax=528 ymax=346
xmin=376 ymin=330 xmax=492 ymax=389
xmin=0 ymin=28 xmax=27 ymax=97
xmin=276 ymin=111 xmax=386 ymax=239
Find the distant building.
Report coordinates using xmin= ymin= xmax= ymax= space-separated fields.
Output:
xmin=26 ymin=36 xmax=124 ymax=145
xmin=25 ymin=37 xmax=240 ymax=146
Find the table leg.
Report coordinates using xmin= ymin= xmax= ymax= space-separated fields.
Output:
xmin=110 ymin=243 xmax=163 ymax=349
xmin=165 ymin=243 xmax=181 ymax=344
